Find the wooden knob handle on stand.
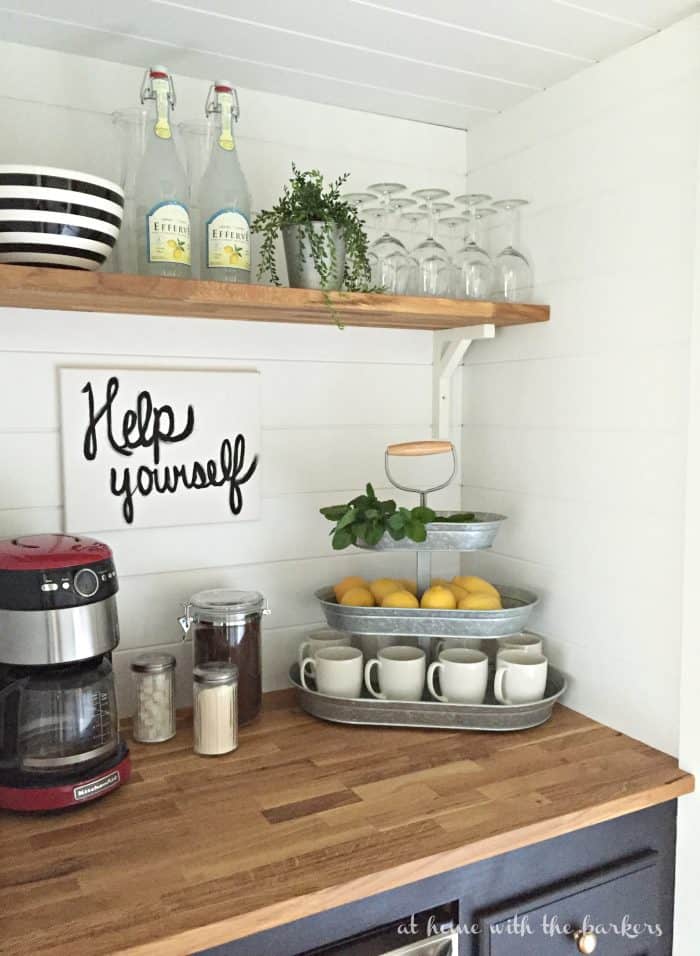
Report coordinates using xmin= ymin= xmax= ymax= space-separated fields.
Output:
xmin=386 ymin=440 xmax=454 ymax=457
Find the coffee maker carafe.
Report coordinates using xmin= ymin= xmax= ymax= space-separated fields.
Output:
xmin=0 ymin=534 xmax=130 ymax=812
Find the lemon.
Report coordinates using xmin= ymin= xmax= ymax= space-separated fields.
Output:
xmin=382 ymin=590 xmax=419 ymax=609
xmin=453 ymin=575 xmax=500 ymax=598
xmin=448 ymin=583 xmax=469 ymax=603
xmin=334 ymin=576 xmax=369 ymax=601
xmin=166 ymin=239 xmax=177 ymax=249
xmin=431 ymin=578 xmax=452 ymax=588
xmin=173 ymin=248 xmax=185 ymax=261
xmin=223 ymin=245 xmax=234 ymax=255
xmin=339 ymin=587 xmax=375 ymax=607
xmin=420 ymin=585 xmax=457 ymax=610
xmin=370 ymin=578 xmax=402 ymax=604
xmin=458 ymin=592 xmax=502 ymax=611
xmin=401 ymin=579 xmax=418 ymax=596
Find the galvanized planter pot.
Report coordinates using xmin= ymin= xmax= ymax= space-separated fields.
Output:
xmin=282 ymin=221 xmax=346 ymax=290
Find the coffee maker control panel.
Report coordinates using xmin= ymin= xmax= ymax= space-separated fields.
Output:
xmin=0 ymin=560 xmax=118 ymax=611
xmin=0 ymin=534 xmax=118 ymax=612
xmin=33 ymin=561 xmax=118 ymax=610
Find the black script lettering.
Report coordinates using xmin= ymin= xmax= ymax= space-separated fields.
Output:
xmin=81 ymin=377 xmax=195 ymax=463
xmin=108 ymin=434 xmax=259 ymax=524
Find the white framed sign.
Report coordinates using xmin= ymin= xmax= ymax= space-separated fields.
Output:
xmin=59 ymin=367 xmax=261 ymax=531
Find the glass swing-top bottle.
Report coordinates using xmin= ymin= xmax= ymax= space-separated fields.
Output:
xmin=133 ymin=65 xmax=191 ymax=277
xmin=198 ymin=81 xmax=251 ymax=283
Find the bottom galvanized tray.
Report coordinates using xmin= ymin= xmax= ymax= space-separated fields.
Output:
xmin=290 ymin=663 xmax=567 ymax=732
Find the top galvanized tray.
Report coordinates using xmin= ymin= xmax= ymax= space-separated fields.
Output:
xmin=316 ymin=584 xmax=539 ymax=638
xmin=355 ymin=511 xmax=506 ymax=552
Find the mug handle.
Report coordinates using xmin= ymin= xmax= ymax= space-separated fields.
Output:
xmin=298 ymin=640 xmax=311 ymax=665
xmin=300 ymin=657 xmax=317 ymax=691
xmin=364 ymin=659 xmax=386 ymax=699
xmin=427 ymin=661 xmax=447 ymax=702
xmin=494 ymin=666 xmax=511 ymax=705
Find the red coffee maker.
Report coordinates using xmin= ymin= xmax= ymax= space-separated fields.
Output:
xmin=0 ymin=534 xmax=131 ymax=812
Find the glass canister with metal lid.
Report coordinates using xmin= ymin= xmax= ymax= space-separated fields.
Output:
xmin=131 ymin=652 xmax=176 ymax=743
xmin=179 ymin=589 xmax=269 ymax=725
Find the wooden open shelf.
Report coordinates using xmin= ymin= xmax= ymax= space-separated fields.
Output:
xmin=0 ymin=264 xmax=549 ymax=331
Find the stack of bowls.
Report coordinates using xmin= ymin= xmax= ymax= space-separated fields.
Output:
xmin=0 ymin=165 xmax=124 ymax=270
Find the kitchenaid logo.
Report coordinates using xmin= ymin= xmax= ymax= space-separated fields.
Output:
xmin=80 ymin=375 xmax=258 ymax=525
xmin=73 ymin=770 xmax=120 ymax=801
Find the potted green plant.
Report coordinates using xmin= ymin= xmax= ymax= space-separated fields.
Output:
xmin=252 ymin=165 xmax=373 ymax=292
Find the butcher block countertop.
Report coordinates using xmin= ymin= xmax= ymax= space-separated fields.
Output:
xmin=0 ymin=691 xmax=693 ymax=956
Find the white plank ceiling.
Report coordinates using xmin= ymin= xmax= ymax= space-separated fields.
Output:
xmin=0 ymin=0 xmax=697 ymax=128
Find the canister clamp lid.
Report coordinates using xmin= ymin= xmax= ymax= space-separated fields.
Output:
xmin=179 ymin=588 xmax=270 ymax=637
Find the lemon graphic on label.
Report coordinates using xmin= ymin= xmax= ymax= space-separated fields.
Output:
xmin=228 ymin=245 xmax=244 ymax=266
xmin=172 ymin=239 xmax=187 ymax=262
xmin=167 ymin=239 xmax=177 ymax=249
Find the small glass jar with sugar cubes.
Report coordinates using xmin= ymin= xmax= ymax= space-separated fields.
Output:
xmin=131 ymin=653 xmax=177 ymax=743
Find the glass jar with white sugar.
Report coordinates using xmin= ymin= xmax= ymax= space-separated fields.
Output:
xmin=193 ymin=663 xmax=238 ymax=756
xmin=131 ymin=653 xmax=177 ymax=743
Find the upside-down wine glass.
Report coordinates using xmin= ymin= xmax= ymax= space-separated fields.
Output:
xmin=411 ymin=188 xmax=453 ymax=296
xmin=399 ymin=209 xmax=427 ymax=295
xmin=343 ymin=192 xmax=377 ymax=218
xmin=439 ymin=215 xmax=468 ymax=295
xmin=492 ymin=199 xmax=532 ymax=302
xmin=363 ymin=192 xmax=413 ymax=293
xmin=453 ymin=194 xmax=495 ymax=299
xmin=365 ymin=183 xmax=410 ymax=292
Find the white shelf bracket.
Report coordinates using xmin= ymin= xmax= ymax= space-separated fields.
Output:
xmin=432 ymin=324 xmax=495 ymax=438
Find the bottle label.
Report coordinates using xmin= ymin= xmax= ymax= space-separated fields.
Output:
xmin=206 ymin=208 xmax=250 ymax=270
xmin=147 ymin=201 xmax=191 ymax=264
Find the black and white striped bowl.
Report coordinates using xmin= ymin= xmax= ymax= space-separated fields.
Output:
xmin=0 ymin=165 xmax=124 ymax=270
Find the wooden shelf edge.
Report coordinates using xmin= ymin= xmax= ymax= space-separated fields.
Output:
xmin=0 ymin=264 xmax=550 ymax=331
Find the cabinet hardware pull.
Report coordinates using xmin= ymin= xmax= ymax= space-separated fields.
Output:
xmin=573 ymin=929 xmax=598 ymax=953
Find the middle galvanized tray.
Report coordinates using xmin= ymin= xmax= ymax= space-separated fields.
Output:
xmin=290 ymin=663 xmax=567 ymax=732
xmin=316 ymin=584 xmax=539 ymax=639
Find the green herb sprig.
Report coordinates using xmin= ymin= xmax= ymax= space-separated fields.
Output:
xmin=320 ymin=483 xmax=436 ymax=550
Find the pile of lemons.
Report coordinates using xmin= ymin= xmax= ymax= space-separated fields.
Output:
xmin=332 ymin=575 xmax=502 ymax=611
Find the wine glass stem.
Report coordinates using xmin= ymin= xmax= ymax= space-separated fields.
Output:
xmin=466 ymin=206 xmax=478 ymax=245
xmin=427 ymin=202 xmax=436 ymax=241
xmin=505 ymin=206 xmax=520 ymax=249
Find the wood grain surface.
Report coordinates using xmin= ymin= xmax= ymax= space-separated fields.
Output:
xmin=0 ymin=264 xmax=550 ymax=331
xmin=0 ymin=691 xmax=692 ymax=956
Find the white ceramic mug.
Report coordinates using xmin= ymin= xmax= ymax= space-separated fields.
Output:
xmin=301 ymin=646 xmax=363 ymax=699
xmin=427 ymin=648 xmax=488 ymax=704
xmin=364 ymin=646 xmax=426 ymax=701
xmin=298 ymin=627 xmax=351 ymax=664
xmin=497 ymin=633 xmax=543 ymax=657
xmin=494 ymin=651 xmax=548 ymax=705
xmin=359 ymin=634 xmax=418 ymax=658
xmin=433 ymin=636 xmax=483 ymax=661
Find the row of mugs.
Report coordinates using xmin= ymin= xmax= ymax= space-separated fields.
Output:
xmin=298 ymin=628 xmax=544 ymax=664
xmin=300 ymin=641 xmax=549 ymax=706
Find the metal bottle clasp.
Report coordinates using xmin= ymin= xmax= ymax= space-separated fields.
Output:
xmin=178 ymin=602 xmax=192 ymax=640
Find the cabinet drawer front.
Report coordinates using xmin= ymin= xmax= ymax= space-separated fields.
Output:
xmin=477 ymin=852 xmax=663 ymax=955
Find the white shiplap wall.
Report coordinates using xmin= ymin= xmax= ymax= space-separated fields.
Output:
xmin=460 ymin=14 xmax=700 ymax=756
xmin=0 ymin=41 xmax=468 ymax=714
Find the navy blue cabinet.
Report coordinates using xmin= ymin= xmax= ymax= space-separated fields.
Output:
xmin=200 ymin=801 xmax=676 ymax=956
